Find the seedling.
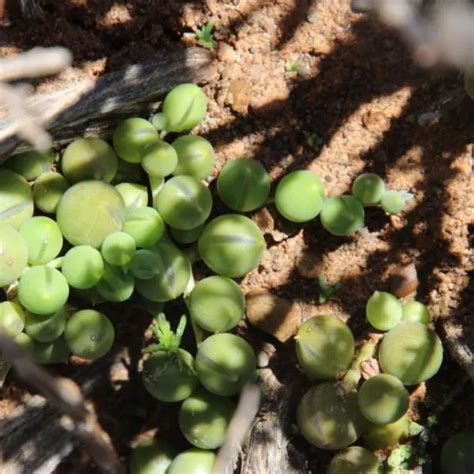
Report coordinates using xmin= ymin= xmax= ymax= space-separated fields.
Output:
xmin=64 ymin=309 xmax=114 ymax=360
xmin=57 ymin=181 xmax=126 ymax=248
xmin=130 ymin=438 xmax=176 ymax=474
xmin=286 ymin=63 xmax=300 ymax=72
xmin=195 ymin=333 xmax=257 ymax=396
xmin=155 ymin=175 xmax=212 ymax=230
xmin=320 ymin=195 xmax=365 ymax=236
xmin=194 ymin=22 xmax=217 ymax=50
xmin=179 ymin=389 xmax=234 ymax=449
xmin=198 ymin=214 xmax=265 ymax=278
xmin=379 ymin=321 xmax=443 ymax=385
xmin=275 ymin=170 xmax=325 ymax=222
xmin=0 ymin=301 xmax=25 ymax=338
xmin=167 ymin=449 xmax=216 ymax=474
xmin=317 ymin=276 xmax=341 ymax=303
xmin=295 ymin=315 xmax=355 ymax=380
xmin=61 ymin=138 xmax=118 ymax=183
xmin=142 ymin=313 xmax=198 ymax=402
xmin=33 ymin=336 xmax=70 ymax=365
xmin=328 ymin=446 xmax=380 ymax=474
xmin=129 ymin=250 xmax=161 ymax=279
xmin=296 ymin=383 xmax=366 ymax=450
xmin=217 ymin=158 xmax=270 ymax=212
xmin=363 ymin=414 xmax=411 ymax=449
xmin=187 ymin=275 xmax=245 ymax=333
xmin=381 ymin=190 xmax=412 ymax=214
xmin=366 ymin=290 xmax=402 ymax=331
xmin=172 ymin=135 xmax=215 ymax=179
xmin=169 ymin=224 xmax=204 ymax=244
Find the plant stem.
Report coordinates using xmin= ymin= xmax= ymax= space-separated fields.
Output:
xmin=339 ymin=341 xmax=376 ymax=394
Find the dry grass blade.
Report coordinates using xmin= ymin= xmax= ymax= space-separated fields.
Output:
xmin=0 ymin=331 xmax=123 ymax=474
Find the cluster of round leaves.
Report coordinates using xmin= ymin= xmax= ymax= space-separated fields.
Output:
xmin=293 ymin=290 xmax=444 ymax=471
xmin=272 ymin=170 xmax=409 ymax=238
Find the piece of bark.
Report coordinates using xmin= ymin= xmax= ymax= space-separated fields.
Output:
xmin=246 ymin=290 xmax=300 ymax=343
xmin=0 ymin=48 xmax=215 ymax=159
xmin=240 ymin=368 xmax=307 ymax=474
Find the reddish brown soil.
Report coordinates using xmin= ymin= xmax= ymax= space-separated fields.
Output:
xmin=0 ymin=1 xmax=473 ymax=473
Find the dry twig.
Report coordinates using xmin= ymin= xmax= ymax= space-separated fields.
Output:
xmin=0 ymin=331 xmax=123 ymax=474
xmin=0 ymin=47 xmax=72 ymax=150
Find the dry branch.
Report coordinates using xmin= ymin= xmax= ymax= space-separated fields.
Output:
xmin=0 ymin=48 xmax=215 ymax=158
xmin=351 ymin=0 xmax=474 ymax=70
xmin=0 ymin=331 xmax=127 ymax=474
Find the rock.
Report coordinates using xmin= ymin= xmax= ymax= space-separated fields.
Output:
xmin=228 ymin=78 xmax=252 ymax=114
xmin=217 ymin=42 xmax=238 ymax=63
xmin=246 ymin=290 xmax=300 ymax=342
xmin=389 ymin=263 xmax=419 ymax=298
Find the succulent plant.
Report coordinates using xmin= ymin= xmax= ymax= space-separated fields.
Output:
xmin=352 ymin=173 xmax=385 ymax=206
xmin=366 ymin=291 xmax=402 ymax=331
xmin=5 ymin=149 xmax=54 ymax=181
xmin=57 ymin=180 xmax=126 ymax=248
xmin=363 ymin=414 xmax=410 ymax=449
xmin=101 ymin=231 xmax=137 ymax=266
xmin=61 ymin=137 xmax=118 ymax=183
xmin=65 ymin=309 xmax=114 ymax=360
xmin=381 ymin=191 xmax=406 ymax=214
xmin=154 ymin=175 xmax=212 ymax=230
xmin=0 ymin=301 xmax=25 ymax=337
xmin=113 ymin=118 xmax=159 ymax=163
xmin=122 ymin=206 xmax=165 ymax=248
xmin=198 ymin=214 xmax=265 ymax=278
xmin=195 ymin=333 xmax=257 ymax=396
xmin=32 ymin=171 xmax=70 ymax=214
xmin=379 ymin=321 xmax=443 ymax=385
xmin=134 ymin=239 xmax=191 ymax=302
xmin=169 ymin=224 xmax=204 ymax=244
xmin=61 ymin=245 xmax=104 ymax=289
xmin=187 ymin=276 xmax=245 ymax=332
xmin=172 ymin=135 xmax=215 ymax=179
xmin=217 ymin=158 xmax=270 ymax=212
xmin=275 ymin=170 xmax=325 ymax=222
xmin=32 ymin=336 xmax=70 ymax=365
xmin=295 ymin=315 xmax=355 ymax=380
xmin=167 ymin=449 xmax=216 ymax=474
xmin=130 ymin=438 xmax=177 ymax=474
xmin=19 ymin=216 xmax=63 ymax=266
xmin=25 ymin=306 xmax=69 ymax=343
xmin=297 ymin=383 xmax=366 ymax=450
xmin=115 ymin=182 xmax=149 ymax=209
xmin=0 ymin=169 xmax=34 ymax=229
xmin=327 ymin=446 xmax=381 ymax=474
xmin=0 ymin=223 xmax=28 ymax=287
xmin=441 ymin=431 xmax=474 ymax=474
xmin=178 ymin=389 xmax=235 ymax=449
xmin=320 ymin=195 xmax=365 ymax=236
xmin=95 ymin=263 xmax=135 ymax=302
xmin=162 ymin=84 xmax=207 ymax=133
xmin=401 ymin=300 xmax=430 ymax=325
xmin=18 ymin=266 xmax=69 ymax=315
xmin=141 ymin=141 xmax=178 ymax=178
xmin=358 ymin=374 xmax=409 ymax=425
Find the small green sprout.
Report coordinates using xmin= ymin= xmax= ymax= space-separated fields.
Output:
xmin=142 ymin=313 xmax=198 ymax=402
xmin=194 ymin=21 xmax=217 ymax=50
xmin=286 ymin=63 xmax=300 ymax=72
xmin=317 ymin=276 xmax=341 ymax=303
